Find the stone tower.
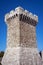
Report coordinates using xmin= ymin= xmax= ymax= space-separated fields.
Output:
xmin=1 ymin=7 xmax=42 ymax=65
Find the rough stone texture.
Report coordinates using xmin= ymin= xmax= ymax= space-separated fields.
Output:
xmin=1 ymin=7 xmax=42 ymax=65
xmin=2 ymin=47 xmax=42 ymax=65
xmin=20 ymin=21 xmax=36 ymax=48
xmin=7 ymin=17 xmax=20 ymax=47
xmin=6 ymin=16 xmax=36 ymax=48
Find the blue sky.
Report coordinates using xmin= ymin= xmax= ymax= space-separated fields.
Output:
xmin=0 ymin=0 xmax=43 ymax=51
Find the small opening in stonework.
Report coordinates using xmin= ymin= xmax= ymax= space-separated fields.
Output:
xmin=16 ymin=14 xmax=18 ymax=16
xmin=39 ymin=51 xmax=42 ymax=58
xmin=23 ymin=15 xmax=25 ymax=21
xmin=19 ymin=14 xmax=23 ymax=21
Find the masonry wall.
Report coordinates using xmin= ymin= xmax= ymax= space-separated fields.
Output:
xmin=6 ymin=14 xmax=37 ymax=48
xmin=7 ymin=16 xmax=20 ymax=47
xmin=20 ymin=20 xmax=36 ymax=48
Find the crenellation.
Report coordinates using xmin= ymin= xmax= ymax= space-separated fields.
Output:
xmin=19 ymin=14 xmax=37 ymax=26
xmin=5 ymin=13 xmax=9 ymax=22
xmin=5 ymin=7 xmax=38 ymax=24
xmin=5 ymin=13 xmax=37 ymax=26
xmin=15 ymin=6 xmax=24 ymax=12
xmin=10 ymin=10 xmax=14 ymax=14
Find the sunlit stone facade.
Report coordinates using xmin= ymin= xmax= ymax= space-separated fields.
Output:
xmin=1 ymin=7 xmax=42 ymax=65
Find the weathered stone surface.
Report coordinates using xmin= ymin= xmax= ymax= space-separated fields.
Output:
xmin=2 ymin=47 xmax=42 ymax=65
xmin=6 ymin=17 xmax=37 ymax=48
xmin=20 ymin=21 xmax=36 ymax=48
xmin=1 ymin=7 xmax=42 ymax=65
xmin=7 ymin=17 xmax=20 ymax=47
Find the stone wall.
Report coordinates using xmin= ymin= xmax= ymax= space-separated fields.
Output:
xmin=7 ymin=17 xmax=20 ymax=47
xmin=2 ymin=7 xmax=42 ymax=65
xmin=20 ymin=20 xmax=36 ymax=48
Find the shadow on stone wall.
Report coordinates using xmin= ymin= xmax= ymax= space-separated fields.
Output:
xmin=0 ymin=51 xmax=4 ymax=65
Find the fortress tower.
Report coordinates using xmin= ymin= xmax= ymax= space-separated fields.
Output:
xmin=1 ymin=7 xmax=42 ymax=65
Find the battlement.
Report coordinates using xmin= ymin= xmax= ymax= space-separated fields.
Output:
xmin=5 ymin=6 xmax=38 ymax=26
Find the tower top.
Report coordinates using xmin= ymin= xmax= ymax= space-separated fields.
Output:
xmin=5 ymin=6 xmax=38 ymax=22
